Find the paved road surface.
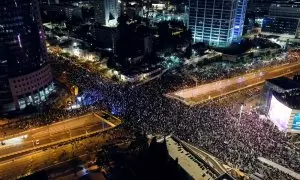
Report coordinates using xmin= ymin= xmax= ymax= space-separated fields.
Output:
xmin=0 ymin=133 xmax=120 ymax=180
xmin=0 ymin=113 xmax=112 ymax=160
xmin=167 ymin=62 xmax=300 ymax=105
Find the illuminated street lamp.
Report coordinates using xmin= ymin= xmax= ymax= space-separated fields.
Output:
xmin=237 ymin=103 xmax=244 ymax=127
xmin=189 ymin=75 xmax=198 ymax=87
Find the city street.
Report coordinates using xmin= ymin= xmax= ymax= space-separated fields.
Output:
xmin=167 ymin=61 xmax=300 ymax=105
xmin=2 ymin=0 xmax=300 ymax=179
xmin=0 ymin=113 xmax=117 ymax=161
xmin=0 ymin=132 xmax=126 ymax=180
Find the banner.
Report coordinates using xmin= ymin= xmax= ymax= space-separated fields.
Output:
xmin=292 ymin=114 xmax=300 ymax=130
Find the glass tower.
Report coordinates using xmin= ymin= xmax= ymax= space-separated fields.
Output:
xmin=0 ymin=0 xmax=53 ymax=111
xmin=189 ymin=0 xmax=246 ymax=47
xmin=94 ymin=0 xmax=120 ymax=27
xmin=262 ymin=3 xmax=300 ymax=39
xmin=233 ymin=0 xmax=248 ymax=42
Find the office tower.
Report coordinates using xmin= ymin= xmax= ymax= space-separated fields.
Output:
xmin=52 ymin=0 xmax=59 ymax=4
xmin=94 ymin=0 xmax=120 ymax=27
xmin=42 ymin=4 xmax=83 ymax=22
xmin=269 ymin=3 xmax=300 ymax=18
xmin=40 ymin=0 xmax=59 ymax=5
xmin=0 ymin=0 xmax=53 ymax=111
xmin=262 ymin=3 xmax=300 ymax=39
xmin=233 ymin=0 xmax=248 ymax=42
xmin=189 ymin=0 xmax=244 ymax=47
xmin=247 ymin=0 xmax=273 ymax=17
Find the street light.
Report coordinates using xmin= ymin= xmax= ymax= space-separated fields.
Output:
xmin=237 ymin=103 xmax=244 ymax=127
xmin=189 ymin=75 xmax=198 ymax=87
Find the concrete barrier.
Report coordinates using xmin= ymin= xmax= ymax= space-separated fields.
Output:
xmin=0 ymin=112 xmax=122 ymax=161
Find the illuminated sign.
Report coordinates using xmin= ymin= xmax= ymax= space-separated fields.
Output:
xmin=292 ymin=114 xmax=300 ymax=130
xmin=71 ymin=85 xmax=78 ymax=96
xmin=268 ymin=95 xmax=292 ymax=131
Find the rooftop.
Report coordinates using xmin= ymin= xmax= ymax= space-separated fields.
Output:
xmin=165 ymin=136 xmax=233 ymax=180
xmin=166 ymin=137 xmax=216 ymax=179
xmin=270 ymin=3 xmax=300 ymax=8
xmin=273 ymin=92 xmax=300 ymax=109
xmin=267 ymin=76 xmax=300 ymax=109
xmin=267 ymin=77 xmax=300 ymax=91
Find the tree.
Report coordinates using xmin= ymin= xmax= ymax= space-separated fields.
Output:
xmin=248 ymin=52 xmax=254 ymax=60
xmin=116 ymin=14 xmax=131 ymax=66
xmin=266 ymin=50 xmax=271 ymax=57
xmin=111 ymin=75 xmax=119 ymax=82
xmin=157 ymin=22 xmax=171 ymax=49
xmin=96 ymin=149 xmax=109 ymax=167
xmin=184 ymin=29 xmax=192 ymax=43
xmin=184 ymin=43 xmax=192 ymax=59
xmin=254 ymin=22 xmax=260 ymax=28
xmin=70 ymin=157 xmax=83 ymax=173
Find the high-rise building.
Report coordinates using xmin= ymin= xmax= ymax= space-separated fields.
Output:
xmin=41 ymin=4 xmax=83 ymax=21
xmin=269 ymin=3 xmax=300 ymax=18
xmin=40 ymin=0 xmax=59 ymax=5
xmin=233 ymin=0 xmax=248 ymax=42
xmin=247 ymin=0 xmax=274 ymax=17
xmin=188 ymin=0 xmax=246 ymax=47
xmin=0 ymin=0 xmax=54 ymax=111
xmin=94 ymin=0 xmax=120 ymax=27
xmin=262 ymin=3 xmax=300 ymax=39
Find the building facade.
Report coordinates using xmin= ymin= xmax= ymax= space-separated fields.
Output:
xmin=269 ymin=3 xmax=300 ymax=18
xmin=246 ymin=0 xmax=274 ymax=17
xmin=189 ymin=0 xmax=247 ymax=47
xmin=262 ymin=3 xmax=300 ymax=39
xmin=93 ymin=25 xmax=118 ymax=53
xmin=40 ymin=0 xmax=59 ymax=5
xmin=42 ymin=4 xmax=83 ymax=21
xmin=233 ymin=0 xmax=248 ymax=42
xmin=262 ymin=17 xmax=300 ymax=37
xmin=0 ymin=0 xmax=53 ymax=111
xmin=261 ymin=76 xmax=300 ymax=134
xmin=94 ymin=0 xmax=120 ymax=27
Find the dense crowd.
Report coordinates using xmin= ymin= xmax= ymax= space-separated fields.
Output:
xmin=124 ymin=86 xmax=300 ymax=180
xmin=9 ymin=50 xmax=293 ymax=131
xmin=16 ymin=107 xmax=92 ymax=129
xmin=165 ymin=51 xmax=298 ymax=92
xmin=53 ymin=53 xmax=300 ymax=179
xmin=6 ymin=51 xmax=300 ymax=179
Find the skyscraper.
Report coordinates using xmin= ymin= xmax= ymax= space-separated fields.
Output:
xmin=94 ymin=0 xmax=120 ymax=27
xmin=247 ymin=0 xmax=273 ymax=17
xmin=188 ymin=0 xmax=247 ymax=47
xmin=233 ymin=0 xmax=248 ymax=42
xmin=262 ymin=2 xmax=300 ymax=39
xmin=0 ymin=0 xmax=53 ymax=111
xmin=39 ymin=0 xmax=59 ymax=5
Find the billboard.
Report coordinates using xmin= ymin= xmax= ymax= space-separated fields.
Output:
xmin=292 ymin=114 xmax=300 ymax=130
xmin=268 ymin=95 xmax=292 ymax=131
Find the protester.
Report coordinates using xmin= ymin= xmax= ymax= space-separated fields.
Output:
xmin=8 ymin=50 xmax=300 ymax=180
